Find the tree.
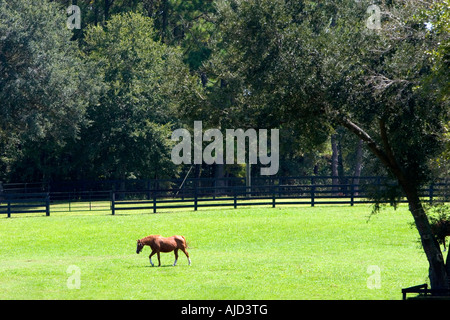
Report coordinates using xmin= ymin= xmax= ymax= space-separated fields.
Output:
xmin=419 ymin=0 xmax=449 ymax=102
xmin=77 ymin=12 xmax=196 ymax=180
xmin=56 ymin=0 xmax=216 ymax=72
xmin=0 ymin=0 xmax=100 ymax=181
xmin=210 ymin=0 xmax=450 ymax=289
xmin=55 ymin=0 xmax=142 ymax=28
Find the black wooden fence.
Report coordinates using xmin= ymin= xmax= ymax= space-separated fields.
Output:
xmin=1 ymin=176 xmax=449 ymax=216
xmin=0 ymin=193 xmax=50 ymax=217
xmin=110 ymin=177 xmax=450 ymax=214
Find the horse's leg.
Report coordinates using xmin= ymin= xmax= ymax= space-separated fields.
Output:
xmin=173 ymin=249 xmax=179 ymax=266
xmin=181 ymin=247 xmax=191 ymax=266
xmin=157 ymin=252 xmax=161 ymax=267
xmin=149 ymin=250 xmax=156 ymax=267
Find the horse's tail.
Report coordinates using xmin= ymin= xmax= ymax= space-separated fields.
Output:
xmin=181 ymin=235 xmax=189 ymax=249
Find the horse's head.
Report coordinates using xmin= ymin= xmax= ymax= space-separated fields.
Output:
xmin=136 ymin=239 xmax=144 ymax=254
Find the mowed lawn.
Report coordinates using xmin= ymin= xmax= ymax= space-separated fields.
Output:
xmin=0 ymin=205 xmax=430 ymax=299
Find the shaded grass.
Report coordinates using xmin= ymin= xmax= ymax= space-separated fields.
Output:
xmin=0 ymin=205 xmax=430 ymax=299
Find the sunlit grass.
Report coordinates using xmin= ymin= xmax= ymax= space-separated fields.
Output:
xmin=0 ymin=204 xmax=430 ymax=299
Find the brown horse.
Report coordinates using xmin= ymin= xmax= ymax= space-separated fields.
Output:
xmin=136 ymin=235 xmax=191 ymax=267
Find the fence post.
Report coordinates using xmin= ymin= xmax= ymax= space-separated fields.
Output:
xmin=7 ymin=200 xmax=11 ymax=218
xmin=153 ymin=190 xmax=157 ymax=213
xmin=111 ymin=191 xmax=115 ymax=215
xmin=45 ymin=193 xmax=50 ymax=216
xmin=429 ymin=183 xmax=434 ymax=205
xmin=310 ymin=177 xmax=315 ymax=207
xmin=194 ymin=185 xmax=198 ymax=211
xmin=234 ymin=187 xmax=237 ymax=209
xmin=350 ymin=183 xmax=354 ymax=207
xmin=272 ymin=185 xmax=276 ymax=208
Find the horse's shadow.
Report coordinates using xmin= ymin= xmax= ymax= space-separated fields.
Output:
xmin=127 ymin=264 xmax=175 ymax=269
xmin=145 ymin=264 xmax=175 ymax=268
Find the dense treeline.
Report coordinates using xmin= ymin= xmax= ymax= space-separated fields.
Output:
xmin=0 ymin=0 xmax=395 ymax=183
xmin=1 ymin=0 xmax=448 ymax=184
xmin=0 ymin=0 xmax=447 ymax=186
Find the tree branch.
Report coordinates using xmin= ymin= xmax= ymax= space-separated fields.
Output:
xmin=379 ymin=119 xmax=397 ymax=168
xmin=337 ymin=117 xmax=392 ymax=170
xmin=378 ymin=118 xmax=409 ymax=182
xmin=338 ymin=116 xmax=412 ymax=189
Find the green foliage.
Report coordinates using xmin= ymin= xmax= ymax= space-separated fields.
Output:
xmin=417 ymin=0 xmax=450 ymax=101
xmin=427 ymin=203 xmax=450 ymax=223
xmin=78 ymin=12 xmax=193 ymax=180
xmin=426 ymin=203 xmax=450 ymax=246
xmin=0 ymin=0 xmax=97 ymax=139
xmin=0 ymin=0 xmax=101 ymax=181
xmin=1 ymin=0 xmax=448 ymax=186
xmin=156 ymin=0 xmax=216 ymax=70
xmin=210 ymin=0 xmax=449 ymax=190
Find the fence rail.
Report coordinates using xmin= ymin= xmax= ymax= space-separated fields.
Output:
xmin=1 ymin=176 xmax=449 ymax=216
xmin=50 ymin=190 xmax=112 ymax=212
xmin=110 ymin=180 xmax=450 ymax=214
xmin=0 ymin=193 xmax=50 ymax=217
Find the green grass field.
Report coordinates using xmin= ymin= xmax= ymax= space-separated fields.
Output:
xmin=0 ymin=204 xmax=431 ymax=299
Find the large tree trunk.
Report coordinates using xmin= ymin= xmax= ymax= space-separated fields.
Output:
xmin=400 ymin=179 xmax=448 ymax=289
xmin=340 ymin=117 xmax=449 ymax=290
xmin=446 ymin=245 xmax=450 ymax=278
